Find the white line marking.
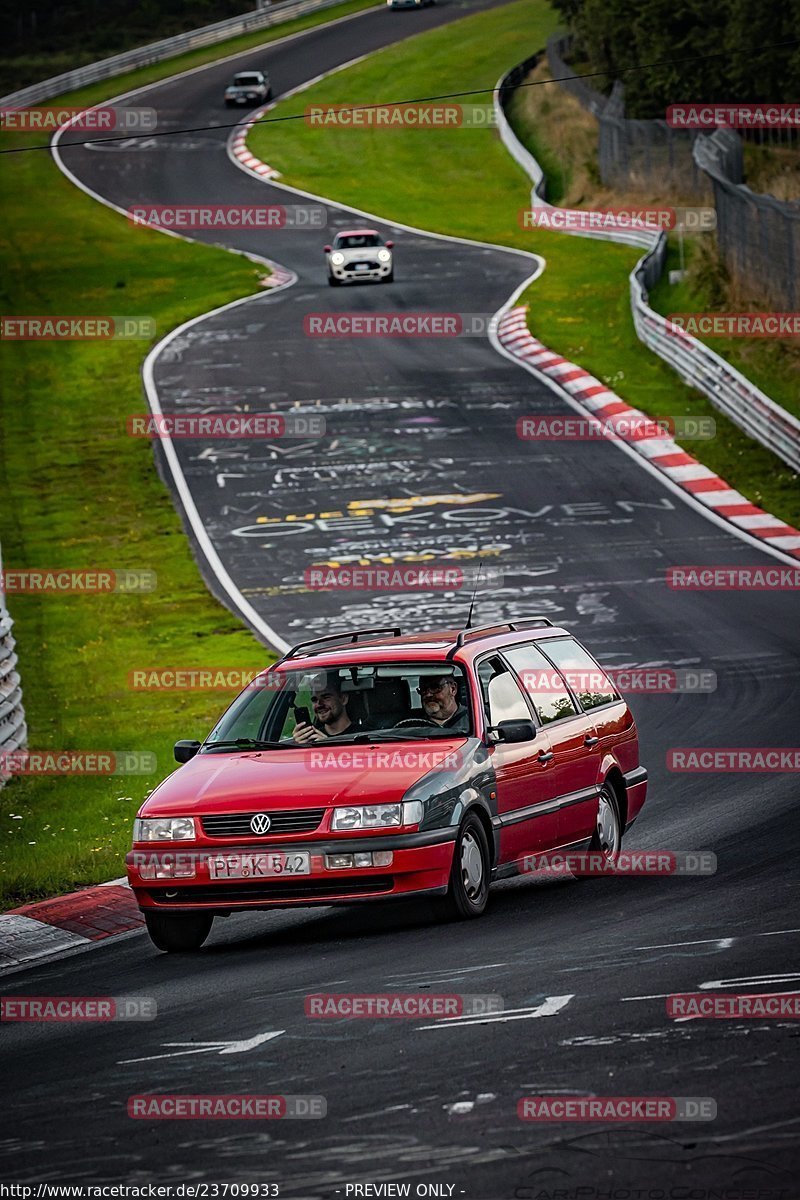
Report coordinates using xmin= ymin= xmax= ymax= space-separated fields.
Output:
xmin=119 ymin=1030 xmax=283 ymax=1063
xmin=418 ymin=994 xmax=573 ymax=1030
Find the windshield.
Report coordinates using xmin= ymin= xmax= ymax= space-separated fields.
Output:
xmin=233 ymin=74 xmax=262 ymax=85
xmin=334 ymin=233 xmax=382 ymax=249
xmin=203 ymin=661 xmax=472 ymax=750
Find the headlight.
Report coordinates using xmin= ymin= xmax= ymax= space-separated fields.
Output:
xmin=329 ymin=252 xmax=345 ymax=265
xmin=331 ymin=804 xmax=402 ymax=831
xmin=377 ymin=249 xmax=392 ymax=262
xmin=133 ymin=817 xmax=197 ymax=842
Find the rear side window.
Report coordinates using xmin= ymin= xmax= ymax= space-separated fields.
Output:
xmin=503 ymin=643 xmax=578 ymax=725
xmin=540 ymin=638 xmax=620 ymax=711
xmin=477 ymin=658 xmax=532 ymax=725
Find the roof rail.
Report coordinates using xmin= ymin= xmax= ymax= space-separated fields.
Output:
xmin=278 ymin=627 xmax=403 ymax=662
xmin=454 ymin=616 xmax=553 ymax=649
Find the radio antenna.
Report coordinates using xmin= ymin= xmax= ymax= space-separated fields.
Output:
xmin=464 ymin=559 xmax=484 ymax=630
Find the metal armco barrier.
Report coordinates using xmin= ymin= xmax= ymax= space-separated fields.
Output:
xmin=0 ymin=0 xmax=363 ymax=108
xmin=494 ymin=59 xmax=800 ymax=476
xmin=0 ymin=546 xmax=27 ymax=788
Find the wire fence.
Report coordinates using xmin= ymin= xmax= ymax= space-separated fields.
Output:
xmin=0 ymin=546 xmax=27 ymax=789
xmin=0 ymin=0 xmax=361 ymax=107
xmin=495 ymin=60 xmax=800 ymax=476
xmin=547 ymin=35 xmax=712 ymax=197
xmin=694 ymin=130 xmax=800 ymax=310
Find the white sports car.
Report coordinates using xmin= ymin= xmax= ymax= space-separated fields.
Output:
xmin=325 ymin=229 xmax=394 ymax=286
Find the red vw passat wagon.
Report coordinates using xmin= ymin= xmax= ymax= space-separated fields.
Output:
xmin=127 ymin=619 xmax=648 ymax=951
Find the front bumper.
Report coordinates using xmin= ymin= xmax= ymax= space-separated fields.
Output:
xmin=329 ymin=262 xmax=392 ymax=282
xmin=127 ymin=828 xmax=455 ymax=913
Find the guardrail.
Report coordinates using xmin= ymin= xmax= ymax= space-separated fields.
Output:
xmin=494 ymin=57 xmax=800 ymax=476
xmin=0 ymin=546 xmax=27 ymax=788
xmin=0 ymin=0 xmax=363 ymax=108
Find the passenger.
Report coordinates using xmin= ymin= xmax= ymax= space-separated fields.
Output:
xmin=419 ymin=675 xmax=469 ymax=732
xmin=293 ymin=673 xmax=359 ymax=743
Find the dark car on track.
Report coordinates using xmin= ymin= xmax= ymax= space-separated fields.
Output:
xmin=127 ymin=619 xmax=648 ymax=951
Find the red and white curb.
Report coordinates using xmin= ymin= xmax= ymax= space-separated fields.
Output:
xmin=0 ymin=879 xmax=144 ymax=972
xmin=498 ymin=306 xmax=800 ymax=559
xmin=230 ymin=115 xmax=282 ymax=181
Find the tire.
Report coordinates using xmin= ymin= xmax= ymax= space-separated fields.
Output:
xmin=586 ymin=781 xmax=623 ymax=866
xmin=438 ymin=813 xmax=491 ymax=920
xmin=328 ymin=275 xmax=339 ymax=287
xmin=144 ymin=910 xmax=213 ymax=953
xmin=383 ymin=269 xmax=394 ymax=283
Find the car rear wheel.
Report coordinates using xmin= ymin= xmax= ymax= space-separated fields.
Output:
xmin=589 ymin=782 xmax=622 ymax=862
xmin=438 ymin=813 xmax=490 ymax=920
xmin=144 ymin=911 xmax=214 ymax=953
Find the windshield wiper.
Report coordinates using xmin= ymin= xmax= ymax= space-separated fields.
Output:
xmin=201 ymin=738 xmax=283 ymax=752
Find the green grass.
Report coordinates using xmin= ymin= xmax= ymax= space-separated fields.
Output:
xmin=0 ymin=1 xmax=385 ymax=909
xmin=249 ymin=0 xmax=800 ymax=528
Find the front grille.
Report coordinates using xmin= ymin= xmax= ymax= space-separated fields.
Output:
xmin=149 ymin=877 xmax=394 ymax=904
xmin=346 ymin=260 xmax=379 ymax=271
xmin=201 ymin=809 xmax=325 ymax=838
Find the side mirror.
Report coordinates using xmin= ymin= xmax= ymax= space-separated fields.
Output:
xmin=174 ymin=739 xmax=201 ymax=763
xmin=489 ymin=719 xmax=536 ymax=744
xmin=385 ymin=240 xmax=394 ymax=249
xmin=323 ymin=244 xmax=332 ymax=253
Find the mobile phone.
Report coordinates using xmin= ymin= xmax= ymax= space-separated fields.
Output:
xmin=293 ymin=705 xmax=310 ymax=727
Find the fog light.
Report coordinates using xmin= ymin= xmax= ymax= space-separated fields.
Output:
xmin=353 ymin=852 xmax=373 ymax=867
xmin=373 ymin=851 xmax=393 ymax=867
xmin=326 ymin=853 xmax=354 ymax=869
xmin=135 ymin=853 xmax=196 ymax=880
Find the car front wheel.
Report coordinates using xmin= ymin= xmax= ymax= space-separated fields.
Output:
xmin=438 ymin=813 xmax=490 ymax=920
xmin=144 ymin=910 xmax=214 ymax=953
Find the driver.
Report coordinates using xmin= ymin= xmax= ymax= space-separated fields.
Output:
xmin=292 ymin=673 xmax=359 ymax=744
xmin=419 ymin=674 xmax=469 ymax=732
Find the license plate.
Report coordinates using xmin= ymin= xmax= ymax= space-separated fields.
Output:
xmin=208 ymin=851 xmax=310 ymax=879
xmin=354 ymin=263 xmax=369 ymax=271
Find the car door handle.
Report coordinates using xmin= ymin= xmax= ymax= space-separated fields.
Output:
xmin=537 ymin=750 xmax=554 ymax=764
xmin=584 ymin=734 xmax=599 ymax=747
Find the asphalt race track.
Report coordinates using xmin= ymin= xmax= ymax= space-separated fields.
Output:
xmin=4 ymin=1 xmax=798 ymax=1194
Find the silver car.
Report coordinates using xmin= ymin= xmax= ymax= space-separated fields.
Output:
xmin=224 ymin=71 xmax=271 ymax=107
xmin=325 ymin=229 xmax=394 ymax=286
xmin=387 ymin=0 xmax=435 ymax=8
